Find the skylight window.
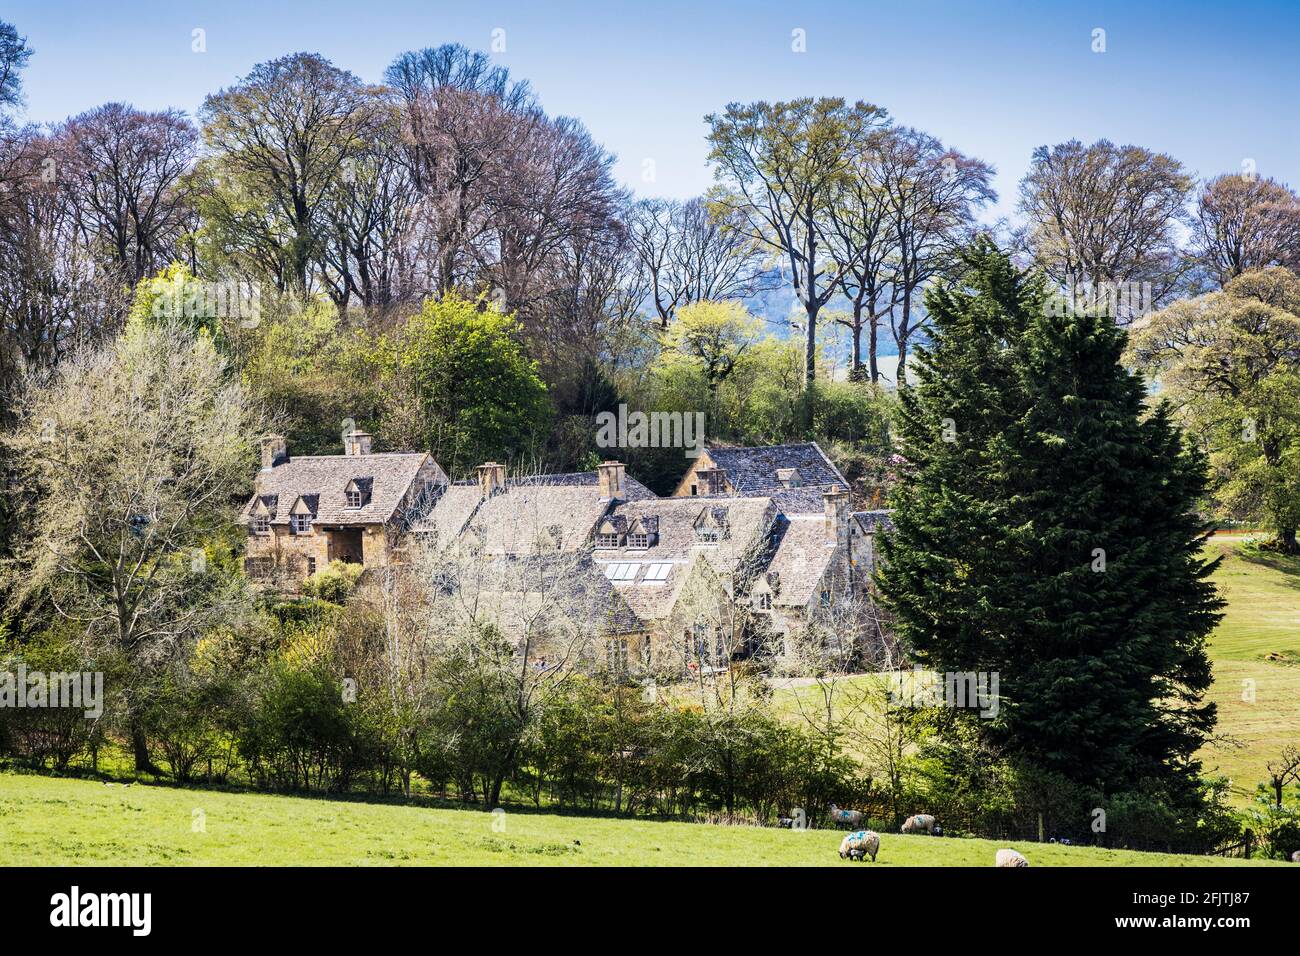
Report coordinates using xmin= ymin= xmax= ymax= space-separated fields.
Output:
xmin=642 ymin=563 xmax=671 ymax=582
xmin=603 ymin=562 xmax=640 ymax=581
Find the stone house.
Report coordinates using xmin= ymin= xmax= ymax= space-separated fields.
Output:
xmin=241 ymin=430 xmax=447 ymax=583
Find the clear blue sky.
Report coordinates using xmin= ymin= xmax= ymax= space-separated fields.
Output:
xmin=6 ymin=0 xmax=1299 ymax=222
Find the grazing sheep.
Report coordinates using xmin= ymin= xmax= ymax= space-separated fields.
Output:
xmin=839 ymin=830 xmax=880 ymax=862
xmin=995 ymin=848 xmax=1029 ymax=867
xmin=1292 ymin=850 xmax=1300 ymax=863
xmin=828 ymin=803 xmax=864 ymax=827
xmin=901 ymin=814 xmax=937 ymax=834
xmin=777 ymin=817 xmax=796 ymax=829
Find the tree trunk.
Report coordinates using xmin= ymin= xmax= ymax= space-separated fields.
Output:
xmin=130 ymin=721 xmax=158 ymax=775
xmin=1278 ymin=527 xmax=1298 ymax=554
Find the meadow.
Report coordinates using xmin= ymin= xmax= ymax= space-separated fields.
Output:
xmin=0 ymin=772 xmax=1281 ymax=867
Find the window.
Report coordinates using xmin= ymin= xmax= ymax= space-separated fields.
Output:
xmin=306 ymin=557 xmax=317 ymax=576
xmin=628 ymin=532 xmax=649 ymax=549
xmin=603 ymin=562 xmax=640 ymax=582
xmin=595 ymin=532 xmax=619 ymax=549
xmin=820 ymin=590 xmax=832 ymax=608
xmin=643 ymin=563 xmax=671 ymax=583
xmin=690 ymin=484 xmax=698 ymax=496
xmin=606 ymin=639 xmax=629 ymax=673
xmin=345 ymin=490 xmax=362 ymax=508
xmin=244 ymin=556 xmax=273 ymax=579
xmin=252 ymin=514 xmax=270 ymax=534
xmin=695 ymin=527 xmax=720 ymax=544
xmin=758 ymin=592 xmax=772 ymax=610
xmin=291 ymin=514 xmax=312 ymax=534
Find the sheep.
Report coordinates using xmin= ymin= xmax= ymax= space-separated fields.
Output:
xmin=995 ymin=848 xmax=1029 ymax=867
xmin=900 ymin=813 xmax=937 ymax=834
xmin=839 ymin=830 xmax=880 ymax=862
xmin=828 ymin=803 xmax=864 ymax=827
xmin=1292 ymin=850 xmax=1300 ymax=863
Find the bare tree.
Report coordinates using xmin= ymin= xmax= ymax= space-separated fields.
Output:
xmin=826 ymin=130 xmax=900 ymax=382
xmin=706 ymin=98 xmax=888 ymax=387
xmin=1265 ymin=746 xmax=1300 ymax=809
xmin=1019 ymin=139 xmax=1193 ymax=317
xmin=1191 ymin=173 xmax=1300 ymax=288
xmin=880 ymin=128 xmax=995 ymax=381
xmin=58 ymin=103 xmax=198 ymax=283
xmin=627 ymin=196 xmax=770 ymax=327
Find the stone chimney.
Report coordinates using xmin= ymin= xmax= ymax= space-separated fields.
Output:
xmin=597 ymin=461 xmax=626 ymax=501
xmin=344 ymin=429 xmax=373 ymax=456
xmin=476 ymin=461 xmax=506 ymax=498
xmin=823 ymin=484 xmax=850 ymax=548
xmin=260 ymin=434 xmax=288 ymax=471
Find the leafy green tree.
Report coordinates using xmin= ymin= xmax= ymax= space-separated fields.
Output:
xmin=878 ymin=237 xmax=1223 ymax=805
xmin=378 ymin=293 xmax=550 ymax=474
xmin=1128 ymin=267 xmax=1300 ymax=551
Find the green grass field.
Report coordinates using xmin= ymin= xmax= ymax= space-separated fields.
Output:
xmin=0 ymin=772 xmax=1281 ymax=866
xmin=1197 ymin=537 xmax=1300 ymax=801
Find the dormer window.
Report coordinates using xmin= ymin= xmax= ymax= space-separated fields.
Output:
xmin=291 ymin=514 xmax=312 ymax=534
xmin=628 ymin=532 xmax=649 ymax=549
xmin=693 ymin=506 xmax=726 ymax=545
xmin=253 ymin=514 xmax=270 ymax=534
xmin=596 ymin=532 xmax=620 ymax=549
xmin=758 ymin=592 xmax=773 ymax=610
xmin=343 ymin=478 xmax=371 ymax=510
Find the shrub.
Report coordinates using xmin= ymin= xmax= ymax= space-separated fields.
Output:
xmin=302 ymin=560 xmax=364 ymax=605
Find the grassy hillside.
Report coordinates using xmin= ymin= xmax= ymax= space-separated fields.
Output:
xmin=0 ymin=772 xmax=1280 ymax=866
xmin=1197 ymin=536 xmax=1300 ymax=800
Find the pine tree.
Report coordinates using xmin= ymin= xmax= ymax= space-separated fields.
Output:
xmin=877 ymin=237 xmax=1222 ymax=804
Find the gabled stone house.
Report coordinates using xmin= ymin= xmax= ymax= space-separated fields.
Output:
xmin=241 ymin=430 xmax=447 ymax=582
xmin=241 ymin=433 xmax=892 ymax=671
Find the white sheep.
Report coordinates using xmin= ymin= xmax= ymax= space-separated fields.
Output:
xmin=828 ymin=803 xmax=864 ymax=827
xmin=1292 ymin=850 xmax=1300 ymax=863
xmin=839 ymin=830 xmax=880 ymax=862
xmin=900 ymin=813 xmax=937 ymax=834
xmin=995 ymin=848 xmax=1029 ymax=867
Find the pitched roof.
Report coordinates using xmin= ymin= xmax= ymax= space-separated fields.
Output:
xmin=703 ymin=442 xmax=847 ymax=495
xmin=592 ymin=496 xmax=777 ymax=621
xmin=762 ymin=514 xmax=835 ymax=608
xmin=244 ymin=452 xmax=445 ymax=526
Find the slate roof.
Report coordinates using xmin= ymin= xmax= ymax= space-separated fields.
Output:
xmin=761 ymin=515 xmax=836 ymax=608
xmin=703 ymin=442 xmax=848 ymax=495
xmin=417 ymin=470 xmax=658 ymax=553
xmin=592 ymin=496 xmax=777 ymax=621
xmin=243 ymin=452 xmax=444 ymax=527
xmin=852 ymin=510 xmax=896 ymax=534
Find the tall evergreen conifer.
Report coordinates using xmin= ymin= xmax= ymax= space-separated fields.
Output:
xmin=878 ymin=237 xmax=1222 ymax=803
